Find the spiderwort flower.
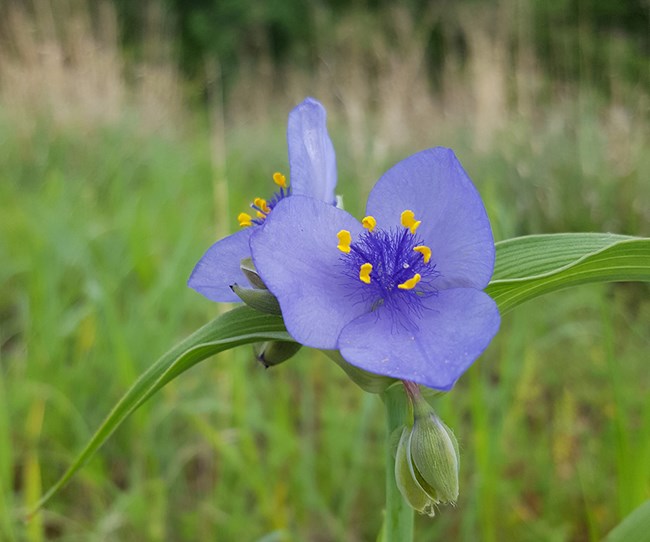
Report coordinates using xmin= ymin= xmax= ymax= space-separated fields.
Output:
xmin=188 ymin=97 xmax=337 ymax=302
xmin=250 ymin=148 xmax=500 ymax=390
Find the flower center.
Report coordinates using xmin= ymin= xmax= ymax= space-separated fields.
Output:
xmin=238 ymin=172 xmax=291 ymax=227
xmin=337 ymin=210 xmax=440 ymax=319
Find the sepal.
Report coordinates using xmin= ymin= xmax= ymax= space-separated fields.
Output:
xmin=231 ymin=284 xmax=282 ymax=315
xmin=240 ymin=257 xmax=267 ymax=289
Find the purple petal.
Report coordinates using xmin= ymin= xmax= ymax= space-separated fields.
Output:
xmin=337 ymin=289 xmax=500 ymax=390
xmin=287 ymin=98 xmax=337 ymax=205
xmin=366 ymin=148 xmax=495 ymax=290
xmin=188 ymin=228 xmax=253 ymax=303
xmin=250 ymin=196 xmax=366 ymax=349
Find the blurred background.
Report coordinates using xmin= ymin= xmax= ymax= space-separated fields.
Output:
xmin=0 ymin=0 xmax=648 ymax=540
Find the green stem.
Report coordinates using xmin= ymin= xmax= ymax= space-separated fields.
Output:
xmin=381 ymin=384 xmax=414 ymax=541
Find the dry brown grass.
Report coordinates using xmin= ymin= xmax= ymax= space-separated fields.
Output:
xmin=1 ymin=0 xmax=647 ymax=221
xmin=0 ymin=0 xmax=184 ymax=135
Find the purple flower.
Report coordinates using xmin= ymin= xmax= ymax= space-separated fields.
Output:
xmin=188 ymin=97 xmax=337 ymax=302
xmin=250 ymin=148 xmax=500 ymax=390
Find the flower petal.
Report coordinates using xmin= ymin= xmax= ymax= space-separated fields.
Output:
xmin=337 ymin=288 xmax=500 ymax=390
xmin=366 ymin=148 xmax=495 ymax=290
xmin=250 ymin=196 xmax=366 ymax=349
xmin=287 ymin=98 xmax=337 ymax=205
xmin=188 ymin=228 xmax=253 ymax=303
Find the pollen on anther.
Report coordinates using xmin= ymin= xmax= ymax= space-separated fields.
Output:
xmin=359 ymin=263 xmax=373 ymax=284
xmin=400 ymin=210 xmax=421 ymax=234
xmin=413 ymin=245 xmax=432 ymax=263
xmin=256 ymin=211 xmax=266 ymax=220
xmin=337 ymin=230 xmax=352 ymax=253
xmin=273 ymin=172 xmax=287 ymax=188
xmin=253 ymin=197 xmax=270 ymax=214
xmin=362 ymin=216 xmax=377 ymax=232
xmin=238 ymin=212 xmax=252 ymax=227
xmin=397 ymin=273 xmax=421 ymax=290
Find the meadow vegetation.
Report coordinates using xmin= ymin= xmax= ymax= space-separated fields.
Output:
xmin=0 ymin=1 xmax=648 ymax=540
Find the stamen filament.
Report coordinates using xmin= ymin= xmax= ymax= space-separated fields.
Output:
xmin=253 ymin=197 xmax=271 ymax=214
xmin=337 ymin=230 xmax=352 ymax=253
xmin=398 ymin=273 xmax=421 ymax=290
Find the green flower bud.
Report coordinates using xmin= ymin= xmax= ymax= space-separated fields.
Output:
xmin=394 ymin=427 xmax=436 ymax=517
xmin=233 ymin=258 xmax=283 ymax=315
xmin=395 ymin=386 xmax=460 ymax=515
xmin=231 ymin=283 xmax=282 ymax=315
xmin=254 ymin=340 xmax=302 ymax=368
xmin=409 ymin=406 xmax=459 ymax=504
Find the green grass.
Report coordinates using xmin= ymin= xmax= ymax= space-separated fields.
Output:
xmin=0 ymin=98 xmax=648 ymax=541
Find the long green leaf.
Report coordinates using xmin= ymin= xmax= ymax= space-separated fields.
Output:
xmin=486 ymin=233 xmax=650 ymax=314
xmin=31 ymin=306 xmax=291 ymax=513
xmin=604 ymin=500 xmax=650 ymax=542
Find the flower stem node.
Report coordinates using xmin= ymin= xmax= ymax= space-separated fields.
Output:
xmin=395 ymin=392 xmax=460 ymax=515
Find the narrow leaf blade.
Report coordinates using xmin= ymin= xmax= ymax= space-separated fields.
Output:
xmin=486 ymin=234 xmax=650 ymax=314
xmin=605 ymin=500 xmax=650 ymax=542
xmin=31 ymin=306 xmax=291 ymax=513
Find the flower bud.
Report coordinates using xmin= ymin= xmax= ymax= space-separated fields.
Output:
xmin=409 ymin=404 xmax=459 ymax=504
xmin=394 ymin=427 xmax=437 ymax=517
xmin=232 ymin=258 xmax=283 ymax=315
xmin=395 ymin=388 xmax=460 ymax=515
xmin=254 ymin=340 xmax=302 ymax=368
xmin=231 ymin=283 xmax=282 ymax=315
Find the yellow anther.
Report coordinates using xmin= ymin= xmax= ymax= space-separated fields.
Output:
xmin=362 ymin=216 xmax=377 ymax=232
xmin=253 ymin=197 xmax=270 ymax=214
xmin=359 ymin=263 xmax=373 ymax=284
xmin=273 ymin=172 xmax=287 ymax=188
xmin=238 ymin=212 xmax=252 ymax=227
xmin=413 ymin=245 xmax=432 ymax=263
xmin=337 ymin=230 xmax=352 ymax=253
xmin=256 ymin=211 xmax=267 ymax=220
xmin=398 ymin=273 xmax=421 ymax=290
xmin=400 ymin=209 xmax=421 ymax=234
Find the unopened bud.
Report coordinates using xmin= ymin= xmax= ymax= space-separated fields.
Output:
xmin=410 ymin=404 xmax=459 ymax=504
xmin=254 ymin=340 xmax=302 ymax=368
xmin=231 ymin=283 xmax=282 ymax=315
xmin=395 ymin=386 xmax=460 ymax=515
xmin=395 ymin=427 xmax=436 ymax=517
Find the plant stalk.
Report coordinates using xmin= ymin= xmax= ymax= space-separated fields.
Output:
xmin=381 ymin=384 xmax=414 ymax=541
